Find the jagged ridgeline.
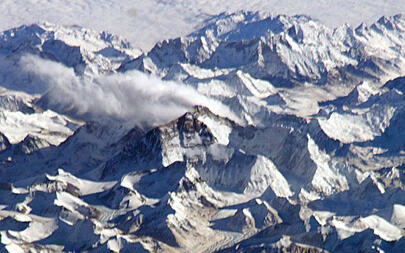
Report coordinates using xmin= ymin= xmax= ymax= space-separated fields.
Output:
xmin=0 ymin=12 xmax=404 ymax=252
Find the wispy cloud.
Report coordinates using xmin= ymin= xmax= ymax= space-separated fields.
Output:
xmin=20 ymin=55 xmax=241 ymax=129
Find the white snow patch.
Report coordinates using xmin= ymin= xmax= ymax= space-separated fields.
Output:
xmin=198 ymin=115 xmax=232 ymax=145
xmin=318 ymin=112 xmax=385 ymax=143
xmin=245 ymin=155 xmax=293 ymax=197
xmin=0 ymin=110 xmax=77 ymax=144
xmin=307 ymin=135 xmax=348 ymax=196
xmin=4 ymin=214 xmax=58 ymax=243
xmin=46 ymin=169 xmax=117 ymax=196
xmin=360 ymin=215 xmax=403 ymax=241
xmin=391 ymin=204 xmax=405 ymax=229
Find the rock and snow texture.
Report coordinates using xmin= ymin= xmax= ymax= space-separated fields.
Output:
xmin=0 ymin=13 xmax=404 ymax=253
xmin=1 ymin=0 xmax=405 ymax=50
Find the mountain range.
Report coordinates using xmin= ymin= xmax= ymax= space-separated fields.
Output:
xmin=0 ymin=12 xmax=404 ymax=252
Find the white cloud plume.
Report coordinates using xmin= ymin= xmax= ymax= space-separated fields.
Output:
xmin=20 ymin=55 xmax=241 ymax=129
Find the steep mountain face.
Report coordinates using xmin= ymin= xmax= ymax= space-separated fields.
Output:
xmin=119 ymin=12 xmax=405 ymax=126
xmin=121 ymin=12 xmax=405 ymax=86
xmin=0 ymin=22 xmax=142 ymax=94
xmin=0 ymin=12 xmax=404 ymax=253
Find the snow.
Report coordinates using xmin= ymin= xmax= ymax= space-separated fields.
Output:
xmin=0 ymin=109 xmax=79 ymax=145
xmin=0 ymin=7 xmax=404 ymax=253
xmin=306 ymin=134 xmax=349 ymax=197
xmin=46 ymin=169 xmax=117 ymax=196
xmin=391 ymin=204 xmax=405 ymax=228
xmin=234 ymin=71 xmax=277 ymax=98
xmin=360 ymin=215 xmax=403 ymax=241
xmin=318 ymin=109 xmax=394 ymax=143
xmin=1 ymin=0 xmax=404 ymax=51
xmin=54 ymin=192 xmax=89 ymax=220
xmin=198 ymin=114 xmax=232 ymax=145
xmin=7 ymin=216 xmax=57 ymax=243
xmin=0 ymin=211 xmax=58 ymax=243
xmin=245 ymin=155 xmax=293 ymax=197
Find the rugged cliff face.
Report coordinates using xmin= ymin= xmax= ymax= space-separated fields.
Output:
xmin=0 ymin=13 xmax=404 ymax=252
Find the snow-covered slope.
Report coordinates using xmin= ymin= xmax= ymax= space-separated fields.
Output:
xmin=0 ymin=22 xmax=141 ymax=94
xmin=121 ymin=12 xmax=405 ymax=85
xmin=0 ymin=13 xmax=404 ymax=253
xmin=119 ymin=12 xmax=405 ymax=123
xmin=1 ymin=0 xmax=405 ymax=51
